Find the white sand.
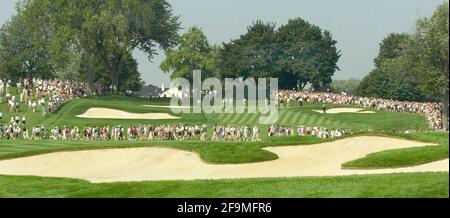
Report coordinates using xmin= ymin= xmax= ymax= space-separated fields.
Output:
xmin=313 ymin=108 xmax=376 ymax=114
xmin=143 ymin=105 xmax=191 ymax=109
xmin=76 ymin=108 xmax=180 ymax=120
xmin=357 ymin=111 xmax=377 ymax=114
xmin=0 ymin=136 xmax=447 ymax=183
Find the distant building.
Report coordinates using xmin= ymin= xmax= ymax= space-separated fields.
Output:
xmin=138 ymin=84 xmax=168 ymax=98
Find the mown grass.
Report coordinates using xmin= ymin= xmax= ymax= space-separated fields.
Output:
xmin=0 ymin=95 xmax=447 ymax=167
xmin=0 ymin=94 xmax=448 ymax=198
xmin=342 ymin=132 xmax=449 ymax=169
xmin=207 ymin=103 xmax=430 ymax=132
xmin=1 ymin=93 xmax=430 ymax=132
xmin=0 ymin=172 xmax=447 ymax=198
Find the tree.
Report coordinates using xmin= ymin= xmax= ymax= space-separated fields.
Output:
xmin=160 ymin=26 xmax=219 ymax=81
xmin=358 ymin=3 xmax=449 ymax=130
xmin=219 ymin=21 xmax=279 ymax=81
xmin=0 ymin=1 xmax=55 ymax=82
xmin=357 ymin=68 xmax=393 ymax=98
xmin=219 ymin=18 xmax=340 ymax=90
xmin=374 ymin=33 xmax=409 ymax=68
xmin=78 ymin=47 xmax=143 ymax=93
xmin=409 ymin=2 xmax=449 ymax=129
xmin=42 ymin=0 xmax=180 ymax=93
xmin=358 ymin=33 xmax=429 ymax=101
xmin=277 ymin=18 xmax=340 ymax=90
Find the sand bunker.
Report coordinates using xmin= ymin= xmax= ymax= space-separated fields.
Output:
xmin=313 ymin=108 xmax=376 ymax=114
xmin=143 ymin=105 xmax=191 ymax=109
xmin=76 ymin=108 xmax=180 ymax=120
xmin=0 ymin=136 xmax=447 ymax=183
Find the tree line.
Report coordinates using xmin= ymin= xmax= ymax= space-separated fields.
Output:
xmin=0 ymin=0 xmax=180 ymax=94
xmin=161 ymin=19 xmax=341 ymax=90
xmin=357 ymin=2 xmax=448 ymax=129
xmin=1 ymin=1 xmax=342 ymax=93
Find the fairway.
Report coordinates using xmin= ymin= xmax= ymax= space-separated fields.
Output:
xmin=0 ymin=93 xmax=448 ymax=198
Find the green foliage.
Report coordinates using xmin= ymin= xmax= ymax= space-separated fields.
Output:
xmin=0 ymin=0 xmax=180 ymax=93
xmin=0 ymin=1 xmax=55 ymax=81
xmin=374 ymin=33 xmax=410 ymax=68
xmin=160 ymin=26 xmax=219 ymax=81
xmin=359 ymin=2 xmax=449 ymax=128
xmin=412 ymin=2 xmax=449 ymax=99
xmin=277 ymin=18 xmax=340 ymax=90
xmin=78 ymin=52 xmax=143 ymax=93
xmin=219 ymin=18 xmax=340 ymax=90
xmin=331 ymin=79 xmax=361 ymax=95
xmin=358 ymin=69 xmax=391 ymax=98
xmin=407 ymin=2 xmax=449 ymax=130
xmin=357 ymin=33 xmax=429 ymax=101
xmin=219 ymin=21 xmax=279 ymax=80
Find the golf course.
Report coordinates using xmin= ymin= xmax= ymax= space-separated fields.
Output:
xmin=0 ymin=0 xmax=448 ymax=200
xmin=0 ymin=93 xmax=448 ymax=198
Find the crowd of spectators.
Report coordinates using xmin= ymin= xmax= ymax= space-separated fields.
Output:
xmin=268 ymin=124 xmax=345 ymax=139
xmin=278 ymin=90 xmax=446 ymax=131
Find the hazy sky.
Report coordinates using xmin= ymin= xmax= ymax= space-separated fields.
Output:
xmin=0 ymin=0 xmax=445 ymax=88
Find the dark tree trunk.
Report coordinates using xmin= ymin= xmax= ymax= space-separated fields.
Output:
xmin=115 ymin=62 xmax=121 ymax=94
xmin=112 ymin=57 xmax=123 ymax=95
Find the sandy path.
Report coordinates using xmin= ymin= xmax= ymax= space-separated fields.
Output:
xmin=313 ymin=108 xmax=375 ymax=114
xmin=0 ymin=136 xmax=447 ymax=183
xmin=76 ymin=108 xmax=180 ymax=120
